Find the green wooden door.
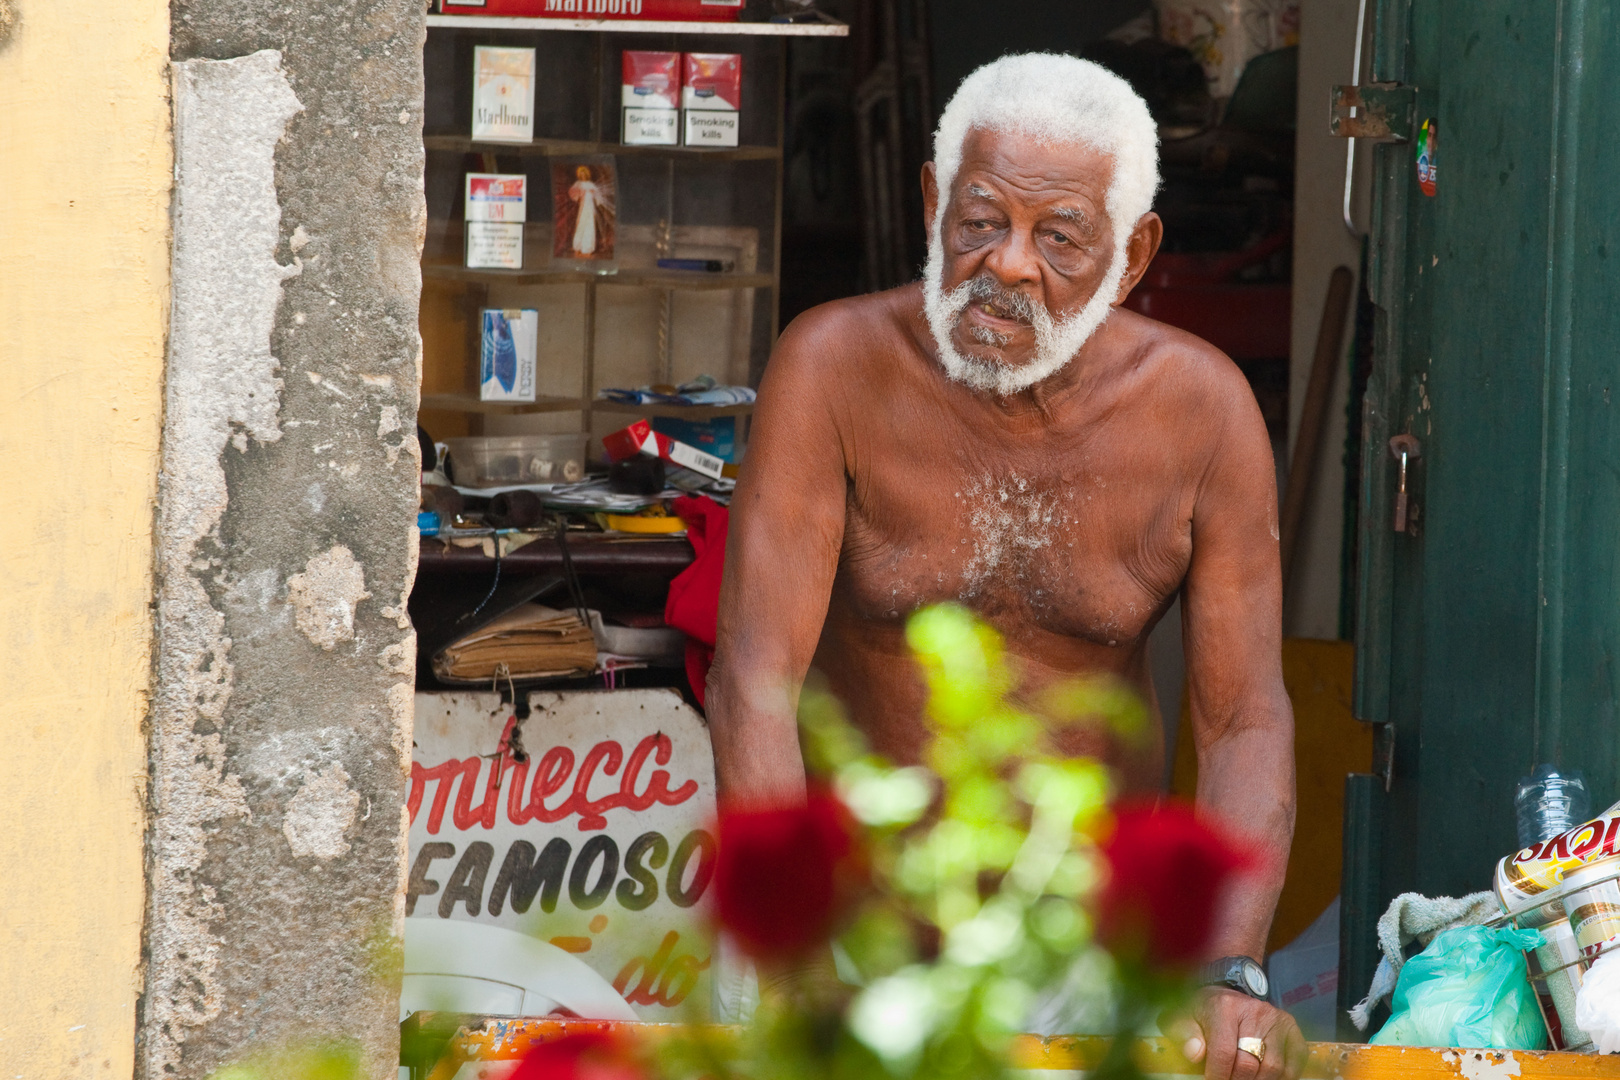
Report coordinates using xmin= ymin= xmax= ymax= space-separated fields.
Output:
xmin=1343 ymin=0 xmax=1620 ymax=1035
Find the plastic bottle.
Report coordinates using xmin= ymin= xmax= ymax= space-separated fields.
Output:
xmin=1515 ymin=765 xmax=1592 ymax=849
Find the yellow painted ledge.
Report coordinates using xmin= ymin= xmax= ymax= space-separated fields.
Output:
xmin=402 ymin=1016 xmax=1617 ymax=1078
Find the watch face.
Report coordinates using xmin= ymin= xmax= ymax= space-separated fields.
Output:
xmin=1241 ymin=960 xmax=1269 ymax=998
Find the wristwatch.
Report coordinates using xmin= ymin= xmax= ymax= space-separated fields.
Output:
xmin=1198 ymin=956 xmax=1269 ymax=1000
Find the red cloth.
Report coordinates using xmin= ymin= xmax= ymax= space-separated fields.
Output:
xmin=664 ymin=495 xmax=728 ymax=706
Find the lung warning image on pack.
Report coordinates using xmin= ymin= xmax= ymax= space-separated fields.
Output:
xmin=479 ymin=309 xmax=538 ymax=404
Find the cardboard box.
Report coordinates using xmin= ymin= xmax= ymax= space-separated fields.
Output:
xmin=651 ymin=415 xmax=736 ymax=463
xmin=465 ymin=173 xmax=527 ymax=269
xmin=471 ymin=46 xmax=535 ymax=143
xmin=479 ymin=309 xmax=538 ymax=402
xmin=438 ymin=0 xmax=742 ymax=20
xmin=621 ymin=51 xmax=680 ymax=146
xmin=682 ymin=52 xmax=741 ymax=147
xmin=602 ymin=418 xmax=725 ymax=480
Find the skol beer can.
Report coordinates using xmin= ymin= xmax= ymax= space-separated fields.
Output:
xmin=1494 ymin=800 xmax=1620 ymax=917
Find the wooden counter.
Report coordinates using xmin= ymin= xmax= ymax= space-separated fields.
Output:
xmin=417 ymin=533 xmax=695 ymax=576
xmin=403 ymin=1014 xmax=1616 ymax=1079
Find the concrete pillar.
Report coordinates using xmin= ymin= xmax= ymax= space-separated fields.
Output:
xmin=144 ymin=3 xmax=424 ymax=1076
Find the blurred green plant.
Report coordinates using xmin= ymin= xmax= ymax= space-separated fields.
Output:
xmin=653 ymin=602 xmax=1194 ymax=1080
xmin=207 ymin=1041 xmax=362 ymax=1080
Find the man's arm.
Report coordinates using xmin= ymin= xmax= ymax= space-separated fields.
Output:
xmin=706 ymin=309 xmax=852 ymax=806
xmin=1175 ymin=362 xmax=1302 ymax=1080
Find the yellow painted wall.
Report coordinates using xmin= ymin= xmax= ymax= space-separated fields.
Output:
xmin=0 ymin=0 xmax=171 ymax=1074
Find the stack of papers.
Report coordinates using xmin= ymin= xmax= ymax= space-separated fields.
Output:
xmin=431 ymin=604 xmax=598 ymax=684
xmin=541 ymin=479 xmax=666 ymax=512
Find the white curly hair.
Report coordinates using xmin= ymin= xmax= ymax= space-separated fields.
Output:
xmin=922 ymin=53 xmax=1161 ymax=395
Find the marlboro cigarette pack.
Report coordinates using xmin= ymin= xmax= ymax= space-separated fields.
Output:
xmin=682 ymin=52 xmax=741 ymax=148
xmin=621 ymin=51 xmax=680 ymax=146
xmin=465 ymin=173 xmax=526 ymax=269
xmin=602 ymin=418 xmax=725 ymax=480
xmin=471 ymin=46 xmax=535 ymax=143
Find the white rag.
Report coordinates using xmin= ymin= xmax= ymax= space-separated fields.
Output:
xmin=1575 ymin=949 xmax=1620 ymax=1053
xmin=1349 ymin=890 xmax=1497 ymax=1031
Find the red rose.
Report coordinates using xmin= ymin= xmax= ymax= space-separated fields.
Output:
xmin=509 ymin=1031 xmax=646 ymax=1080
xmin=1095 ymin=799 xmax=1256 ymax=970
xmin=713 ymin=790 xmax=863 ymax=961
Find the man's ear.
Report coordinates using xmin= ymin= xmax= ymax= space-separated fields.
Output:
xmin=1112 ymin=211 xmax=1164 ymax=304
xmin=921 ymin=162 xmax=938 ymax=236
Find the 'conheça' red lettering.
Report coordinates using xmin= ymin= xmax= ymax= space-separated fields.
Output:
xmin=411 ymin=717 xmax=700 ymax=834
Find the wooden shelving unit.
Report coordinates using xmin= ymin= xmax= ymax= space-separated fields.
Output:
xmin=425 ymin=134 xmax=781 ymax=160
xmin=422 ymin=263 xmax=776 ymax=290
xmin=592 ymin=398 xmax=754 ymax=418
xmin=424 ymin=14 xmax=849 ymax=36
xmin=420 ymin=392 xmax=587 ymax=415
xmin=420 ymin=15 xmax=839 ymax=444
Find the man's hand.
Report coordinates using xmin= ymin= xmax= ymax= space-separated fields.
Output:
xmin=1163 ymin=988 xmax=1307 ymax=1080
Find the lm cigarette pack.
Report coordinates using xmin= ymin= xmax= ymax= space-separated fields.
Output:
xmin=621 ymin=51 xmax=680 ymax=146
xmin=682 ymin=52 xmax=741 ymax=147
xmin=464 ymin=173 xmax=526 ymax=269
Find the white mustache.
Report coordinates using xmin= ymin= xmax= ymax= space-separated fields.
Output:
xmin=944 ymin=274 xmax=1059 ymax=354
xmin=959 ymin=275 xmax=1046 ymax=324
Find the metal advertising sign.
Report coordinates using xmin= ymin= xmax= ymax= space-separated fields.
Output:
xmin=407 ymin=690 xmax=717 ymax=1021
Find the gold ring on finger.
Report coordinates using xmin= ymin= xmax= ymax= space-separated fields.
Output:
xmin=1237 ymin=1037 xmax=1266 ymax=1061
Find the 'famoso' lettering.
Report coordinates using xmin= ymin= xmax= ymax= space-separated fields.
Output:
xmin=406 ymin=829 xmax=717 ymax=918
xmin=409 ymin=718 xmax=699 ymax=834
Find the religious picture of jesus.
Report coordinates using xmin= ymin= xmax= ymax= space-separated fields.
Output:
xmin=551 ymin=156 xmax=617 ymax=263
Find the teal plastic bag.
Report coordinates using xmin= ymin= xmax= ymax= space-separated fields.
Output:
xmin=1371 ymin=925 xmax=1547 ymax=1050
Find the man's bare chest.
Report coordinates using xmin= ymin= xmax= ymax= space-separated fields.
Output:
xmin=835 ymin=455 xmax=1193 ymax=647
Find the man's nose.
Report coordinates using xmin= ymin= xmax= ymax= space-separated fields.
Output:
xmin=981 ymin=224 xmax=1043 ymax=288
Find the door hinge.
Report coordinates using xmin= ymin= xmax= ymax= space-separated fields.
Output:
xmin=1331 ymin=83 xmax=1417 ymax=142
xmin=1371 ymin=721 xmax=1395 ymax=792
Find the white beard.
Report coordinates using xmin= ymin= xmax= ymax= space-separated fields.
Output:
xmin=921 ymin=233 xmax=1130 ymax=397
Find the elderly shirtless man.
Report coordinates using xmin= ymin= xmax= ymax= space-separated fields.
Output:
xmin=708 ymin=54 xmax=1301 ymax=1080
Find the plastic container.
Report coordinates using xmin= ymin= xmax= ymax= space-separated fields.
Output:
xmin=444 ymin=434 xmax=587 ymax=489
xmin=1516 ymin=765 xmax=1592 ymax=849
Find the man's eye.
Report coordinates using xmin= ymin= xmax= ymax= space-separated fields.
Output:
xmin=966 ymin=220 xmax=994 ymax=231
xmin=1047 ymin=231 xmax=1073 ymax=245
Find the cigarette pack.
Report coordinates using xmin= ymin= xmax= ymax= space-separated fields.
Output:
xmin=602 ymin=418 xmax=725 ymax=480
xmin=479 ymin=309 xmax=538 ymax=403
xmin=621 ymin=51 xmax=680 ymax=146
xmin=682 ymin=52 xmax=741 ymax=148
xmin=465 ymin=173 xmax=526 ymax=269
xmin=471 ymin=46 xmax=535 ymax=143
xmin=438 ymin=0 xmax=742 ymax=20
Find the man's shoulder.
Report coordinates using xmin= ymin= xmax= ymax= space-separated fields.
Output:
xmin=771 ymin=284 xmax=924 ymax=378
xmin=1112 ymin=308 xmax=1264 ymax=421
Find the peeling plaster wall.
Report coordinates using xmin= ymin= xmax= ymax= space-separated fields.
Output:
xmin=0 ymin=1 xmax=171 ymax=1076
xmin=145 ymin=2 xmax=424 ymax=1075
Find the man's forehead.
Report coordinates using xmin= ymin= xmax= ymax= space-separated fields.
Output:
xmin=953 ymin=126 xmax=1113 ymax=205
